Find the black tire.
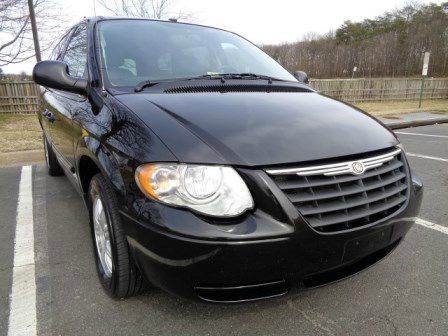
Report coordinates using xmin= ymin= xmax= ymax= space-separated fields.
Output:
xmin=43 ymin=136 xmax=63 ymax=176
xmin=88 ymin=173 xmax=147 ymax=298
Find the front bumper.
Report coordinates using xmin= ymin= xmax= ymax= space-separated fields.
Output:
xmin=121 ymin=173 xmax=423 ymax=302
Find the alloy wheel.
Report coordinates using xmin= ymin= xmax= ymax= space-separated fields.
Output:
xmin=92 ymin=195 xmax=113 ymax=278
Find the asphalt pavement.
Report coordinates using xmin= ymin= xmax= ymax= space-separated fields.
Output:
xmin=1 ymin=124 xmax=447 ymax=336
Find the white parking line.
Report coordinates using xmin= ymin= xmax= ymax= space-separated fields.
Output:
xmin=7 ymin=166 xmax=36 ymax=336
xmin=396 ymin=131 xmax=448 ymax=139
xmin=416 ymin=218 xmax=448 ymax=235
xmin=406 ymin=153 xmax=448 ymax=163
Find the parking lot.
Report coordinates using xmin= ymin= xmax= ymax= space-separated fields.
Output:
xmin=1 ymin=124 xmax=447 ymax=336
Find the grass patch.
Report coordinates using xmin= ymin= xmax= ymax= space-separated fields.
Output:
xmin=0 ymin=114 xmax=42 ymax=153
xmin=354 ymin=99 xmax=448 ymax=117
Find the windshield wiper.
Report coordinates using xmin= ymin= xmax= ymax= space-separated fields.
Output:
xmin=214 ymin=73 xmax=290 ymax=84
xmin=135 ymin=80 xmax=159 ymax=92
xmin=227 ymin=73 xmax=273 ymax=82
xmin=134 ymin=75 xmax=223 ymax=92
xmin=134 ymin=73 xmax=288 ymax=92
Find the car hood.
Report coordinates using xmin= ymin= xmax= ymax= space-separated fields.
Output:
xmin=116 ymin=91 xmax=398 ymax=166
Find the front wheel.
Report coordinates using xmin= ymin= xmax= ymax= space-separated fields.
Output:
xmin=88 ymin=173 xmax=147 ymax=298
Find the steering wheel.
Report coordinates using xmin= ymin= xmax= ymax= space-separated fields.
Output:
xmin=218 ymin=66 xmax=238 ymax=74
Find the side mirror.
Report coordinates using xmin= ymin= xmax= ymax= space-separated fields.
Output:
xmin=33 ymin=60 xmax=88 ymax=95
xmin=293 ymin=71 xmax=309 ymax=85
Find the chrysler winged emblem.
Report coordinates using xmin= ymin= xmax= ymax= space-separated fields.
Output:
xmin=351 ymin=161 xmax=366 ymax=175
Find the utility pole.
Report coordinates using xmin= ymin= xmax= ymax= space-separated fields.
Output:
xmin=418 ymin=52 xmax=430 ymax=109
xmin=27 ymin=0 xmax=42 ymax=62
xmin=351 ymin=66 xmax=358 ymax=79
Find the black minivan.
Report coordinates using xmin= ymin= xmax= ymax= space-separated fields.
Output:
xmin=33 ymin=17 xmax=423 ymax=303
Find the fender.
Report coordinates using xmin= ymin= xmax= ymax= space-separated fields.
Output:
xmin=76 ymin=137 xmax=126 ymax=198
xmin=73 ymin=97 xmax=177 ymax=205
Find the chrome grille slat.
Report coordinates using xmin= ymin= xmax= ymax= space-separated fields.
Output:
xmin=266 ymin=148 xmax=401 ymax=176
xmin=266 ymin=148 xmax=409 ymax=233
xmin=276 ymin=159 xmax=403 ymax=190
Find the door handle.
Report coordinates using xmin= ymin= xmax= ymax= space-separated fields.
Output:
xmin=43 ymin=110 xmax=55 ymax=123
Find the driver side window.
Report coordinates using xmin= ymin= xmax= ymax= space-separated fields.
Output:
xmin=63 ymin=25 xmax=88 ymax=79
xmin=49 ymin=33 xmax=69 ymax=61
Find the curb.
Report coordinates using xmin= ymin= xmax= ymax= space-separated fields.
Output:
xmin=0 ymin=149 xmax=44 ymax=168
xmin=383 ymin=117 xmax=448 ymax=130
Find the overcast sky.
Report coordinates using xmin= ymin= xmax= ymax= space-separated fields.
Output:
xmin=2 ymin=0 xmax=444 ymax=74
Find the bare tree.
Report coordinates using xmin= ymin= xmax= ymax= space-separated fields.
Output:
xmin=97 ymin=0 xmax=192 ymax=20
xmin=0 ymin=0 xmax=66 ymax=66
xmin=263 ymin=2 xmax=448 ymax=78
xmin=1 ymin=0 xmax=33 ymax=65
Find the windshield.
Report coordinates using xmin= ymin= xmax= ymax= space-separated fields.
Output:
xmin=97 ymin=19 xmax=297 ymax=87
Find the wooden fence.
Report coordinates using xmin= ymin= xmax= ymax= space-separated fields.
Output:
xmin=310 ymin=77 xmax=448 ymax=102
xmin=0 ymin=80 xmax=40 ymax=114
xmin=0 ymin=77 xmax=447 ymax=114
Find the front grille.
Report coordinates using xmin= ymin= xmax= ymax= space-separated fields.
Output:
xmin=266 ymin=148 xmax=409 ymax=233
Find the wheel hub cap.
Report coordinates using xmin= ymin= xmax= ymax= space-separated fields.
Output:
xmin=92 ymin=196 xmax=113 ymax=278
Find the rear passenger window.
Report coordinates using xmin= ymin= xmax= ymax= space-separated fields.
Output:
xmin=63 ymin=25 xmax=88 ymax=79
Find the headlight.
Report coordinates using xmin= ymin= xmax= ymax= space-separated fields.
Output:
xmin=135 ymin=163 xmax=254 ymax=217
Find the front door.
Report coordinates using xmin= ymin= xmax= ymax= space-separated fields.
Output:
xmin=50 ymin=24 xmax=88 ymax=172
